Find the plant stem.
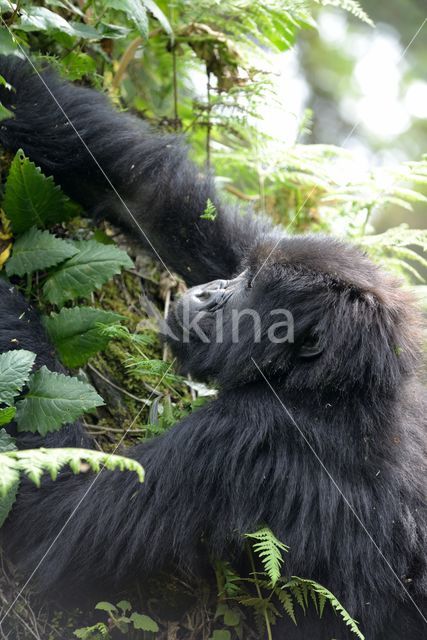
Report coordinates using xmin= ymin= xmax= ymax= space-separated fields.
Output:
xmin=247 ymin=543 xmax=273 ymax=640
xmin=206 ymin=70 xmax=212 ymax=171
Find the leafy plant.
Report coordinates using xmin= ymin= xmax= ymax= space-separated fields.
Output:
xmin=74 ymin=600 xmax=159 ymax=638
xmin=3 ymin=149 xmax=79 ymax=233
xmin=44 ymin=307 xmax=125 ymax=367
xmin=0 ymin=349 xmax=103 ymax=435
xmin=0 ymin=446 xmax=144 ymax=528
xmin=5 ymin=226 xmax=79 ymax=276
xmin=221 ymin=527 xmax=366 ymax=640
xmin=245 ymin=527 xmax=289 ymax=587
xmin=42 ymin=239 xmax=133 ymax=305
xmin=15 ymin=366 xmax=104 ymax=435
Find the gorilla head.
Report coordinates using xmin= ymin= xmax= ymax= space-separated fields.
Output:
xmin=165 ymin=233 xmax=421 ymax=392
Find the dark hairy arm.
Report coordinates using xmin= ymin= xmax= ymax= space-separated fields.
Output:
xmin=0 ymin=56 xmax=272 ymax=285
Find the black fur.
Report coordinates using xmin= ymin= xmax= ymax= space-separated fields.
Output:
xmin=0 ymin=57 xmax=425 ymax=639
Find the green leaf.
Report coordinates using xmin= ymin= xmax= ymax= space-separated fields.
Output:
xmin=1 ymin=446 xmax=144 ymax=487
xmin=0 ymin=102 xmax=13 ymax=122
xmin=43 ymin=239 xmax=133 ymax=305
xmin=3 ymin=149 xmax=79 ymax=233
xmin=129 ymin=613 xmax=159 ymax=632
xmin=105 ymin=0 xmax=149 ymax=38
xmin=44 ymin=307 xmax=124 ymax=367
xmin=201 ymin=198 xmax=217 ymax=221
xmin=0 ymin=349 xmax=36 ymax=405
xmin=15 ymin=367 xmax=104 ymax=436
xmin=18 ymin=7 xmax=100 ymax=39
xmin=116 ymin=600 xmax=132 ymax=614
xmin=0 ymin=476 xmax=18 ymax=527
xmin=245 ymin=527 xmax=289 ymax=587
xmin=0 ymin=428 xmax=16 ymax=452
xmin=209 ymin=631 xmax=231 ymax=640
xmin=223 ymin=608 xmax=240 ymax=626
xmin=61 ymin=51 xmax=97 ymax=81
xmin=95 ymin=601 xmax=118 ymax=614
xmin=143 ymin=0 xmax=174 ymax=41
xmin=0 ymin=27 xmax=18 ymax=55
xmin=6 ymin=227 xmax=79 ymax=277
xmin=0 ymin=407 xmax=16 ymax=427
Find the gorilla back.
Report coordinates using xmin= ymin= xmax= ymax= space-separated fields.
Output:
xmin=0 ymin=56 xmax=425 ymax=639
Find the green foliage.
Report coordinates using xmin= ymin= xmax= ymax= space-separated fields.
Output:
xmin=317 ymin=0 xmax=373 ymax=26
xmin=282 ymin=577 xmax=365 ymax=639
xmin=3 ymin=149 xmax=79 ymax=233
xmin=229 ymin=527 xmax=365 ymax=638
xmin=201 ymin=198 xmax=218 ymax=221
xmin=75 ymin=600 xmax=158 ymax=638
xmin=0 ymin=406 xmax=16 ymax=426
xmin=15 ymin=366 xmax=104 ymax=436
xmin=0 ymin=428 xmax=17 ymax=451
xmin=245 ymin=526 xmax=289 ymax=587
xmin=43 ymin=239 xmax=133 ymax=305
xmin=105 ymin=0 xmax=149 ymax=38
xmin=359 ymin=226 xmax=427 ymax=282
xmin=0 ymin=447 xmax=144 ymax=527
xmin=44 ymin=307 xmax=125 ymax=367
xmin=0 ymin=349 xmax=36 ymax=405
xmin=5 ymin=226 xmax=79 ymax=276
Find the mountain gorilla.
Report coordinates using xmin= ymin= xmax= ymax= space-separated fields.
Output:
xmin=0 ymin=56 xmax=425 ymax=639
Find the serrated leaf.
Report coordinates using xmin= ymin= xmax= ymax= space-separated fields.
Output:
xmin=15 ymin=367 xmax=104 ymax=436
xmin=0 ymin=349 xmax=36 ymax=405
xmin=6 ymin=227 xmax=79 ymax=276
xmin=43 ymin=240 xmax=133 ymax=305
xmin=0 ymin=428 xmax=16 ymax=452
xmin=130 ymin=613 xmax=159 ymax=632
xmin=44 ymin=307 xmax=124 ymax=367
xmin=3 ymin=150 xmax=80 ymax=233
xmin=0 ymin=407 xmax=16 ymax=427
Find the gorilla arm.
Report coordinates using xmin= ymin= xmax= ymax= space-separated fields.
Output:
xmin=0 ymin=56 xmax=272 ymax=286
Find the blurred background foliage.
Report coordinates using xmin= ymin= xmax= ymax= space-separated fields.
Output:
xmin=0 ymin=0 xmax=425 ymax=293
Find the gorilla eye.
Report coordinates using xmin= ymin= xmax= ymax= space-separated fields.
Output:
xmin=246 ymin=278 xmax=253 ymax=290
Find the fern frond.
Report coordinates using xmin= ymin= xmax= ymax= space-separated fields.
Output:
xmin=286 ymin=577 xmax=365 ymax=639
xmin=316 ymin=0 xmax=373 ymax=25
xmin=0 ymin=447 xmax=144 ymax=493
xmin=275 ymin=587 xmax=297 ymax=625
xmin=245 ymin=526 xmax=289 ymax=586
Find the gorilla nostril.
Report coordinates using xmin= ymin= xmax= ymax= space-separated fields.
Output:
xmin=196 ymin=290 xmax=211 ymax=300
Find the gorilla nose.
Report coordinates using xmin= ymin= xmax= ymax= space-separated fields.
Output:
xmin=191 ymin=280 xmax=227 ymax=304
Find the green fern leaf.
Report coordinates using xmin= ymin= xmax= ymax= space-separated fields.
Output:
xmin=288 ymin=577 xmax=365 ymax=639
xmin=245 ymin=526 xmax=289 ymax=586
xmin=275 ymin=587 xmax=297 ymax=625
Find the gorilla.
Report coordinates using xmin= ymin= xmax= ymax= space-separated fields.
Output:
xmin=0 ymin=56 xmax=425 ymax=639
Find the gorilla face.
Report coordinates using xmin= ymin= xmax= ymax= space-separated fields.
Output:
xmin=164 ymin=235 xmax=419 ymax=393
xmin=163 ymin=264 xmax=317 ymax=387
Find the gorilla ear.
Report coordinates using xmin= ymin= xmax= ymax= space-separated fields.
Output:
xmin=298 ymin=333 xmax=324 ymax=359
